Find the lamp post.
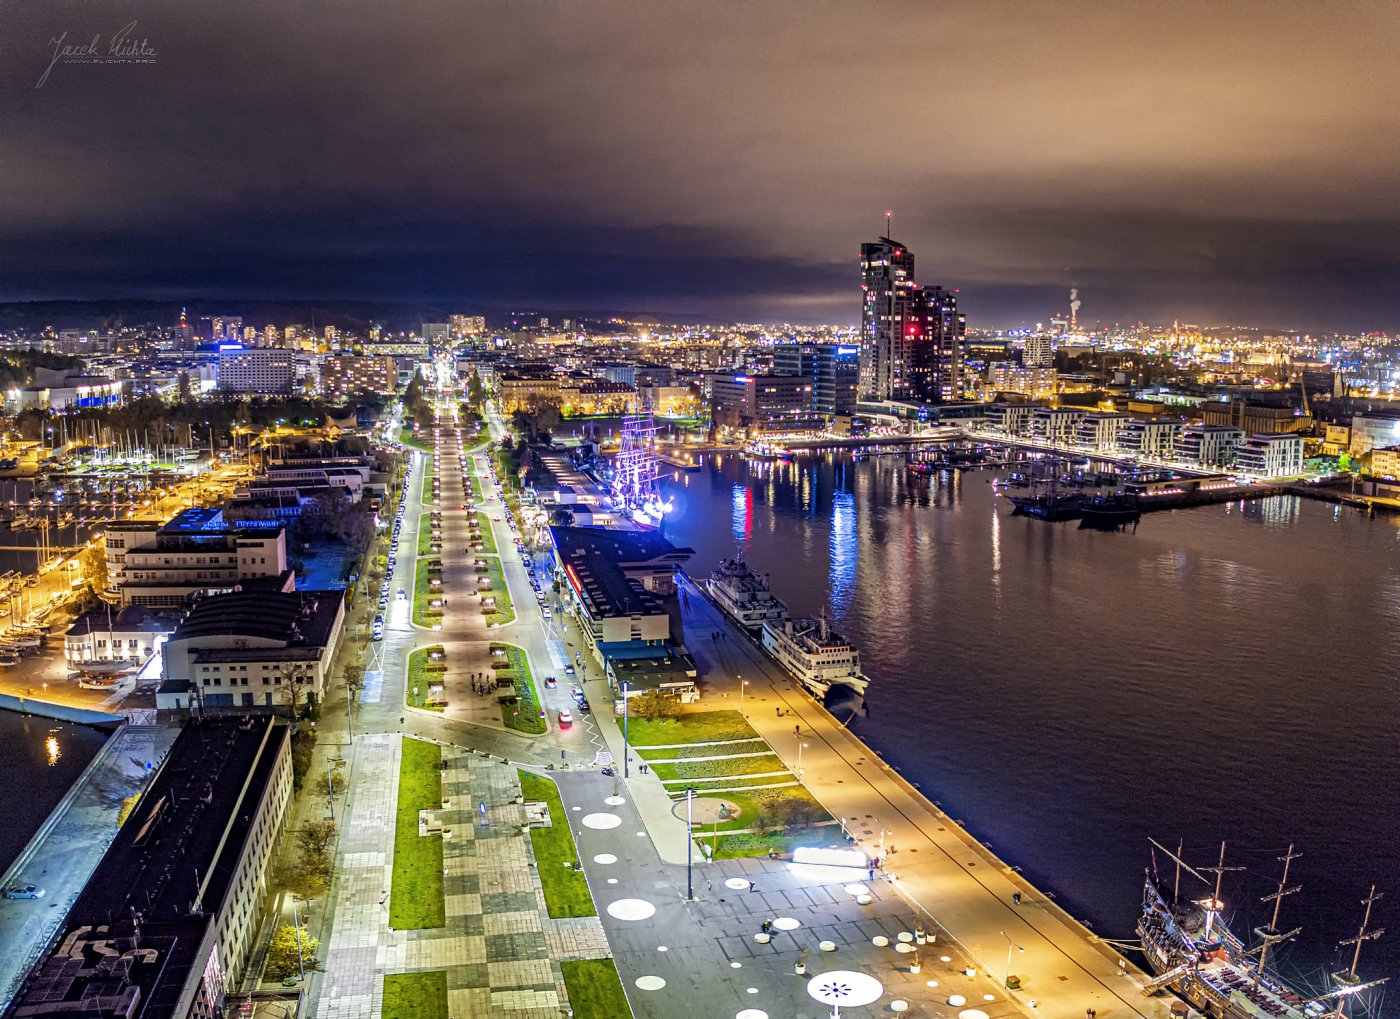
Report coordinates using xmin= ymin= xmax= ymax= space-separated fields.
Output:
xmin=622 ymin=680 xmax=631 ymax=778
xmin=797 ymin=740 xmax=808 ymax=779
xmin=1001 ymin=930 xmax=1024 ymax=987
xmin=685 ymin=787 xmax=696 ymax=901
xmin=738 ymin=676 xmax=747 ymax=715
xmin=290 ymin=896 xmax=307 ymax=985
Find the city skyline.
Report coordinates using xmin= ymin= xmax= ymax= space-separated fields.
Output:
xmin=8 ymin=2 xmax=1400 ymax=330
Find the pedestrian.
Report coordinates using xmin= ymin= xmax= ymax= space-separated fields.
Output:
xmin=867 ymin=864 xmax=875 ymax=881
xmin=794 ymin=724 xmax=799 ymax=737
xmin=748 ymin=881 xmax=756 ymax=893
xmin=706 ymin=879 xmax=712 ymax=893
xmin=1013 ymin=891 xmax=1022 ymax=905
xmin=776 ymin=707 xmax=781 ymax=717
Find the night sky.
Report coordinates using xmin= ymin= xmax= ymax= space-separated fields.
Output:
xmin=5 ymin=1 xmax=1400 ymax=330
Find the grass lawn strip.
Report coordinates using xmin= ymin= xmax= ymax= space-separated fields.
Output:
xmin=406 ymin=645 xmax=446 ymax=712
xmin=649 ymin=754 xmax=789 ymax=782
xmin=560 ymin=959 xmax=633 ymax=1019
xmin=481 ymin=557 xmax=515 ymax=626
xmin=493 ymin=642 xmax=546 ymax=734
xmin=383 ymin=971 xmax=448 ymax=1019
xmin=517 ymin=771 xmax=596 ymax=917
xmin=659 ymin=773 xmax=794 ymax=788
xmin=399 ymin=428 xmax=432 ymax=453
xmin=711 ymin=831 xmax=830 ymax=861
xmin=390 ymin=738 xmax=445 ymax=928
xmin=473 ymin=511 xmax=498 ymax=553
xmin=634 ymin=740 xmax=767 ymax=760
xmin=669 ymin=786 xmax=830 ymax=834
xmin=624 ymin=710 xmax=758 ymax=747
xmin=469 ymin=474 xmax=484 ymax=501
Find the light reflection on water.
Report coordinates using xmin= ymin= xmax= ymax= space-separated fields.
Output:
xmin=664 ymin=453 xmax=1400 ymax=1006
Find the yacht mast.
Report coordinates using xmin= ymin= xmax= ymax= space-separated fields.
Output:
xmin=1254 ymin=843 xmax=1302 ymax=988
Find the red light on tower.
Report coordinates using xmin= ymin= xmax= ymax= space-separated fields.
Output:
xmin=907 ymin=324 xmax=919 ymax=336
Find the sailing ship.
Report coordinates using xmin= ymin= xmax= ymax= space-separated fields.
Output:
xmin=1003 ymin=459 xmax=1083 ymax=521
xmin=705 ymin=557 xmax=789 ymax=631
xmin=1079 ymin=492 xmax=1141 ymax=529
xmin=1137 ymin=839 xmax=1387 ymax=1019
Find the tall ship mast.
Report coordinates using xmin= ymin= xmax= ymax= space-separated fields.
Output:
xmin=1137 ymin=839 xmax=1388 ymax=1019
xmin=613 ymin=404 xmax=671 ymax=526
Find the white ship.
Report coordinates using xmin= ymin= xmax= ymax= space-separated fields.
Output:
xmin=706 ymin=558 xmax=789 ymax=631
xmin=760 ymin=612 xmax=870 ymax=699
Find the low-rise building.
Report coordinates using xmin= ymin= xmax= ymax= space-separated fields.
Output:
xmin=1029 ymin=407 xmax=1086 ymax=444
xmin=157 ymin=587 xmax=346 ymax=712
xmin=1370 ymin=444 xmax=1400 ymax=478
xmin=1174 ymin=424 xmax=1243 ymax=467
xmin=709 ymin=373 xmax=819 ymax=434
xmin=605 ymin=652 xmax=700 ymax=703
xmin=547 ymin=526 xmax=692 ymax=665
xmin=63 ymin=605 xmax=171 ymax=665
xmin=983 ymin=402 xmax=1037 ymax=436
xmin=1073 ymin=412 xmax=1130 ymax=450
xmin=1116 ymin=418 xmax=1183 ymax=459
xmin=4 ymin=716 xmax=292 ymax=1019
xmin=1234 ymin=433 xmax=1305 ymax=477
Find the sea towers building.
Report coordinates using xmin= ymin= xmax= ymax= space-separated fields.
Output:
xmin=859 ymin=236 xmax=965 ymax=404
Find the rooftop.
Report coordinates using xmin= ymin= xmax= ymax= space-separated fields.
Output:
xmin=170 ymin=588 xmax=342 ymax=647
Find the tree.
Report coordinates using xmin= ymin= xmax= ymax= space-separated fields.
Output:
xmin=265 ymin=924 xmax=319 ymax=980
xmin=550 ymin=507 xmax=575 ymax=527
xmin=297 ymin=819 xmax=338 ymax=856
xmin=278 ymin=662 xmax=315 ymax=718
xmin=77 ymin=544 xmax=108 ymax=593
xmin=629 ymin=689 xmax=679 ymax=721
xmin=770 ymin=797 xmax=825 ymax=833
xmin=467 ymin=370 xmax=485 ymax=410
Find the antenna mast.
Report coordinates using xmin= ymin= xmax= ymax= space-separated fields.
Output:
xmin=885 ymin=209 xmax=892 ymax=237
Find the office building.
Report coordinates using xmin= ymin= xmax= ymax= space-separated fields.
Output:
xmin=319 ymin=355 xmax=397 ymax=399
xmin=859 ymin=236 xmax=964 ymax=404
xmin=422 ymin=323 xmax=450 ymax=345
xmin=451 ymin=315 xmax=487 ymax=335
xmin=773 ymin=343 xmax=860 ymax=416
xmin=1348 ymin=413 xmax=1400 ymax=456
xmin=4 ymin=716 xmax=292 ymax=1019
xmin=1029 ymin=407 xmax=1087 ymax=444
xmin=709 ymin=373 xmax=817 ymax=433
xmin=1235 ymin=433 xmax=1304 ymax=477
xmin=218 ymin=346 xmax=294 ymax=393
xmin=1023 ymin=333 xmax=1053 ymax=368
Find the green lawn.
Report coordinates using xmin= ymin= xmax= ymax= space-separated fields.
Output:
xmin=561 ymin=959 xmax=632 ymax=1019
xmin=649 ymin=754 xmax=790 ymax=782
xmin=635 ymin=738 xmax=767 ymax=760
xmin=383 ymin=971 xmax=448 ymax=1019
xmin=493 ymin=643 xmax=545 ymax=733
xmin=473 ymin=511 xmax=498 ymax=553
xmin=422 ymin=462 xmax=439 ymax=507
xmin=390 ymin=738 xmax=445 ymax=928
xmin=624 ymin=710 xmax=759 ymax=747
xmin=712 ymin=830 xmax=834 ymax=860
xmin=412 ymin=554 xmax=443 ymax=628
xmin=399 ymin=428 xmax=432 ymax=453
xmin=517 ymin=771 xmax=596 ymax=917
xmin=469 ymin=474 xmax=484 ymax=501
xmin=407 ymin=645 xmax=446 ymax=712
xmin=673 ymin=785 xmax=832 ymax=834
xmin=481 ymin=557 xmax=515 ymax=626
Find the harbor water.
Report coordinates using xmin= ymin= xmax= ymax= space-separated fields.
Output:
xmin=0 ymin=708 xmax=110 ymax=875
xmin=661 ymin=452 xmax=1400 ymax=1008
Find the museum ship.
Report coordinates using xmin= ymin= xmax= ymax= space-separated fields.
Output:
xmin=1137 ymin=839 xmax=1386 ymax=1019
xmin=705 ymin=557 xmax=789 ymax=631
xmin=760 ymin=612 xmax=870 ymax=699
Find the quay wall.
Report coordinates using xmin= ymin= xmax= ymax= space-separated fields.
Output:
xmin=682 ymin=572 xmax=1156 ymax=986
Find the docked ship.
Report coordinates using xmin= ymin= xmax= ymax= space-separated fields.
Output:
xmin=705 ymin=558 xmax=789 ymax=631
xmin=1006 ymin=490 xmax=1082 ymax=521
xmin=1079 ymin=492 xmax=1140 ymax=529
xmin=1137 ymin=839 xmax=1387 ymax=1019
xmin=760 ymin=612 xmax=870 ymax=699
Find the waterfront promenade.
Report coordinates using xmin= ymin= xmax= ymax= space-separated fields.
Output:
xmin=676 ymin=574 xmax=1176 ymax=1019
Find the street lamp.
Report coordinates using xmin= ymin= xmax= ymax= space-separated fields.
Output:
xmin=797 ymin=740 xmax=808 ymax=779
xmin=1000 ymin=930 xmax=1024 ymax=987
xmin=621 ymin=680 xmax=631 ymax=778
xmin=738 ymin=675 xmax=748 ymax=715
xmin=290 ymin=896 xmax=309 ymax=984
xmin=685 ymin=787 xmax=696 ymax=901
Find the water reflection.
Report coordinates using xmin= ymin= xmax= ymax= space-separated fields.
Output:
xmin=829 ymin=489 xmax=856 ymax=617
xmin=45 ymin=734 xmax=60 ymax=767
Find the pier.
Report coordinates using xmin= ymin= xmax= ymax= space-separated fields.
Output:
xmin=680 ymin=574 xmax=1175 ymax=1019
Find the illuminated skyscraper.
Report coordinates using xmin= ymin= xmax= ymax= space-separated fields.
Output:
xmin=859 ymin=236 xmax=964 ymax=403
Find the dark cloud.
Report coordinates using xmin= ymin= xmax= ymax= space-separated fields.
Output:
xmin=4 ymin=0 xmax=1400 ymax=328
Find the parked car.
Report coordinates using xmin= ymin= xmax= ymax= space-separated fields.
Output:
xmin=3 ymin=884 xmax=44 ymax=900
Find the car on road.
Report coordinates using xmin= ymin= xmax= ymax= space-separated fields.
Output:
xmin=557 ymin=710 xmax=573 ymax=728
xmin=576 ymin=698 xmax=590 ymax=712
xmin=563 ymin=664 xmax=575 ymax=675
xmin=570 ymin=686 xmax=584 ymax=702
xmin=544 ymin=675 xmax=557 ymax=688
xmin=4 ymin=884 xmax=45 ymax=900
xmin=396 ymin=588 xmax=407 ymax=601
xmin=493 ymin=515 xmax=502 ymax=522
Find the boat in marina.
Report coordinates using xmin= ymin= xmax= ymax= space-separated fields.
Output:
xmin=705 ymin=557 xmax=789 ymax=631
xmin=1079 ymin=493 xmax=1141 ymax=529
xmin=760 ymin=612 xmax=870 ymax=699
xmin=1007 ymin=490 xmax=1083 ymax=521
xmin=1137 ymin=840 xmax=1387 ymax=1019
